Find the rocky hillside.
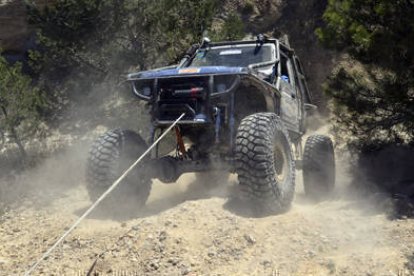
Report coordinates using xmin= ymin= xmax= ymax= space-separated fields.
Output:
xmin=1 ymin=2 xmax=413 ymax=276
xmin=0 ymin=0 xmax=333 ymax=107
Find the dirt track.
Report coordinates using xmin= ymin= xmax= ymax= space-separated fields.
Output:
xmin=1 ymin=151 xmax=413 ymax=276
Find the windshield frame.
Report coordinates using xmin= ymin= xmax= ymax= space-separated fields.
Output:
xmin=188 ymin=43 xmax=277 ymax=68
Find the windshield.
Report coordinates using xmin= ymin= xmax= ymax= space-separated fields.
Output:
xmin=189 ymin=44 xmax=275 ymax=68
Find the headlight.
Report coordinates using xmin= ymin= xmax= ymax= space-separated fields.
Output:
xmin=142 ymin=86 xmax=151 ymax=97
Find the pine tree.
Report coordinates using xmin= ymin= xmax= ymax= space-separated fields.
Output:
xmin=317 ymin=0 xmax=414 ymax=150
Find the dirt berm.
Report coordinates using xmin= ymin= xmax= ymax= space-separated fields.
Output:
xmin=0 ymin=142 xmax=413 ymax=275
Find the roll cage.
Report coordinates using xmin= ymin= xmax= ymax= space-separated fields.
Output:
xmin=180 ymin=37 xmax=313 ymax=105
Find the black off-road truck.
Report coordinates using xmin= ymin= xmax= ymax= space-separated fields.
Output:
xmin=87 ymin=35 xmax=335 ymax=214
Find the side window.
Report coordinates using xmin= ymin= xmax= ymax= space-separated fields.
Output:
xmin=280 ymin=53 xmax=291 ymax=84
xmin=286 ymin=58 xmax=296 ymax=88
xmin=280 ymin=52 xmax=296 ymax=88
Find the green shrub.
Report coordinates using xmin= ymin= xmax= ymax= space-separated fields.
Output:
xmin=0 ymin=54 xmax=46 ymax=160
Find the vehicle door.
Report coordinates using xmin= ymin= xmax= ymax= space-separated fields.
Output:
xmin=279 ymin=52 xmax=300 ymax=133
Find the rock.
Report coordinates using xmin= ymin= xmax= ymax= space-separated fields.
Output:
xmin=153 ymin=242 xmax=165 ymax=253
xmin=207 ymin=249 xmax=216 ymax=257
xmin=167 ymin=257 xmax=179 ymax=266
xmin=261 ymin=259 xmax=272 ymax=267
xmin=307 ymin=250 xmax=317 ymax=258
xmin=244 ymin=234 xmax=256 ymax=244
xmin=158 ymin=230 xmax=167 ymax=242
xmin=181 ymin=265 xmax=192 ymax=275
xmin=146 ymin=260 xmax=160 ymax=271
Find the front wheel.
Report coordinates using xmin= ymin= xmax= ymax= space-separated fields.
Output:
xmin=86 ymin=129 xmax=152 ymax=213
xmin=235 ymin=113 xmax=295 ymax=215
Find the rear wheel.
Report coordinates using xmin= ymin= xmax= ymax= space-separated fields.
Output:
xmin=303 ymin=135 xmax=335 ymax=200
xmin=86 ymin=129 xmax=151 ymax=213
xmin=235 ymin=113 xmax=295 ymax=215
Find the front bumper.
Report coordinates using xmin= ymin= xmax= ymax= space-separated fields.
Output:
xmin=129 ymin=73 xmax=242 ymax=125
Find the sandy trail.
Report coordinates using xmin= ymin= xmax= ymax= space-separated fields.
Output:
xmin=0 ymin=147 xmax=413 ymax=275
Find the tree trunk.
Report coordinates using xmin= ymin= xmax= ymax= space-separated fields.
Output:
xmin=10 ymin=127 xmax=27 ymax=161
xmin=0 ymin=106 xmax=27 ymax=162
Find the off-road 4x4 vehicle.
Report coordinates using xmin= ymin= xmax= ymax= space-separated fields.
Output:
xmin=87 ymin=35 xmax=335 ymax=214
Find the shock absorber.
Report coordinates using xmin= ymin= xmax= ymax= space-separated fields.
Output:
xmin=174 ymin=126 xmax=187 ymax=157
xmin=214 ymin=107 xmax=222 ymax=144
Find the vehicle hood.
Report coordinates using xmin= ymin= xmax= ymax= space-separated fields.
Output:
xmin=128 ymin=66 xmax=247 ymax=80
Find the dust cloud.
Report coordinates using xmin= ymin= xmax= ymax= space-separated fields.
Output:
xmin=0 ymin=111 xmax=413 ymax=275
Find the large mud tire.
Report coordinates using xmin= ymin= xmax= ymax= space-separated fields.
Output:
xmin=86 ymin=129 xmax=151 ymax=213
xmin=235 ymin=113 xmax=295 ymax=215
xmin=303 ymin=135 xmax=335 ymax=200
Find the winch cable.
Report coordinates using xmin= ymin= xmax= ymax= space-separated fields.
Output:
xmin=24 ymin=113 xmax=186 ymax=276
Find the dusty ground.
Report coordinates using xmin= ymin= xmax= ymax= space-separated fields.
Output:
xmin=0 ymin=145 xmax=413 ymax=276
